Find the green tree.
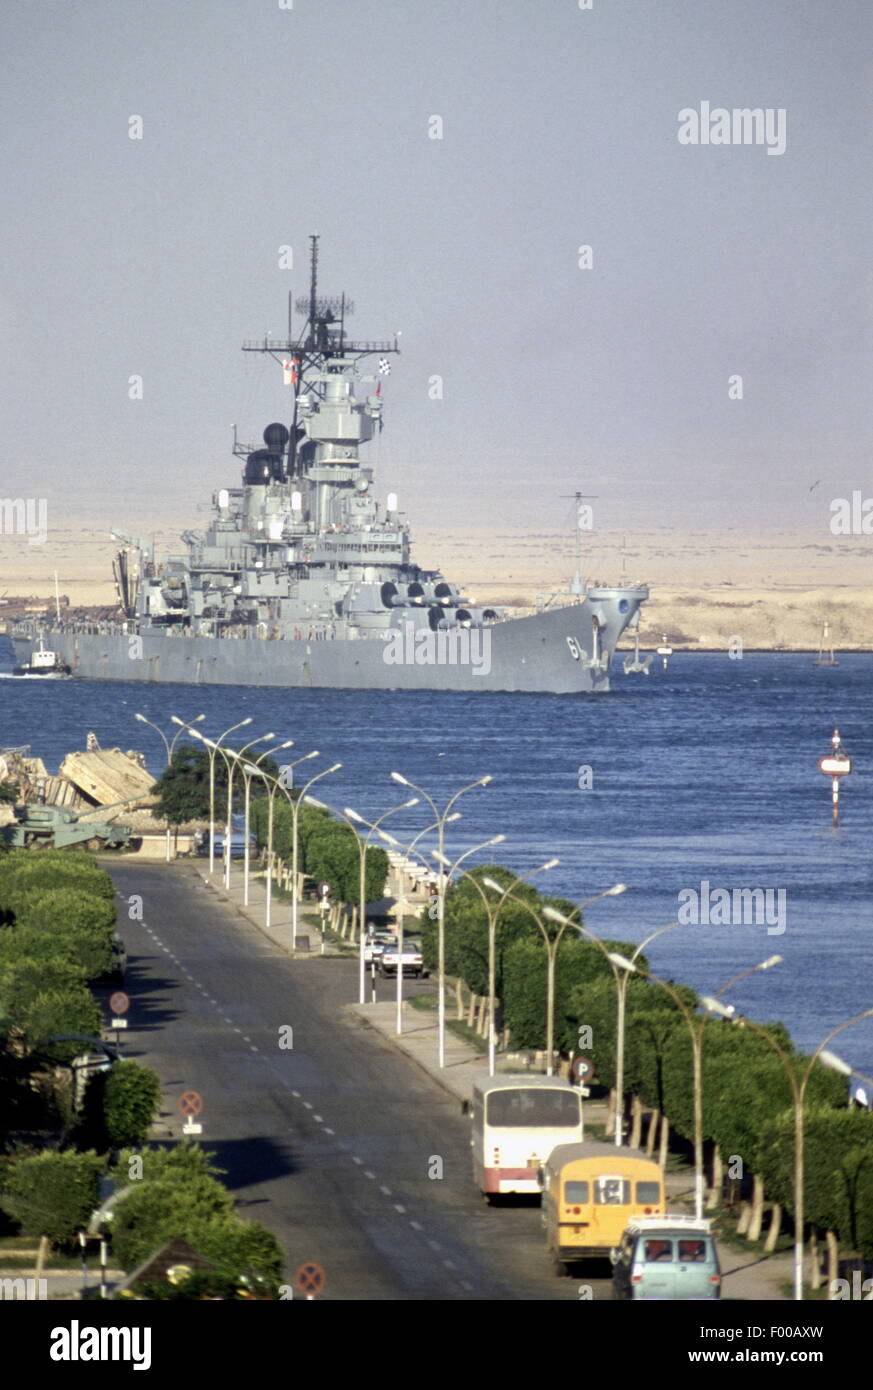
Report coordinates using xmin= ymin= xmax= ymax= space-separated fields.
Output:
xmin=758 ymin=1108 xmax=873 ymax=1256
xmin=111 ymin=1141 xmax=226 ymax=1188
xmin=0 ymin=1149 xmax=103 ymax=1245
xmin=502 ymin=929 xmax=622 ymax=1052
xmin=80 ymin=1061 xmax=162 ymax=1150
xmin=11 ymin=985 xmax=103 ymax=1057
xmin=304 ymin=824 xmax=387 ymax=905
xmin=0 ymin=922 xmax=105 ymax=981
xmin=151 ymin=745 xmax=278 ymax=826
xmin=110 ymin=1169 xmax=282 ymax=1281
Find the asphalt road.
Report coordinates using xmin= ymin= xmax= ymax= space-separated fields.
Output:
xmin=102 ymin=861 xmax=612 ymax=1301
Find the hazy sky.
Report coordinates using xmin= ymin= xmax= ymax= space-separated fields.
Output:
xmin=1 ymin=0 xmax=870 ymax=543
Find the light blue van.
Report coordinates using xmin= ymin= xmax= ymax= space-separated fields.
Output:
xmin=612 ymin=1217 xmax=721 ymax=1300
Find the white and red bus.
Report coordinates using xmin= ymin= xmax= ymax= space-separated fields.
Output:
xmin=470 ymin=1076 xmax=584 ymax=1198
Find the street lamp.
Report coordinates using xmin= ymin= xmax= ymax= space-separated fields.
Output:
xmin=542 ymin=911 xmax=681 ymax=1147
xmin=703 ymin=998 xmax=873 ymax=1300
xmin=491 ymin=883 xmax=624 ymax=1077
xmin=233 ymin=752 xmax=320 ymax=933
xmin=390 ymin=771 xmax=492 ymax=1069
xmin=343 ymin=801 xmax=419 ymax=1005
xmin=134 ymin=711 xmax=205 ymax=860
xmin=172 ymin=715 xmax=251 ymax=874
xmin=376 ymin=813 xmax=462 ymax=1033
xmin=222 ymin=732 xmax=275 ymax=889
xmin=241 ymin=741 xmax=293 ymax=905
xmin=607 ymin=954 xmax=785 ymax=1218
xmin=288 ymin=765 xmax=342 ymax=949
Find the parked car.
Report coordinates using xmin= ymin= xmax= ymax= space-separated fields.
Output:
xmin=194 ymin=830 xmax=253 ymax=860
xmin=379 ymin=940 xmax=426 ymax=978
xmin=363 ymin=931 xmax=395 ymax=964
xmin=611 ymin=1217 xmax=721 ymax=1300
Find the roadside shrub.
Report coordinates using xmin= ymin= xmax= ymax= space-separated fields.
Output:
xmin=110 ymin=1177 xmax=236 ymax=1269
xmin=0 ymin=1148 xmax=103 ymax=1245
xmin=79 ymin=1061 xmax=162 ymax=1150
xmin=10 ymin=984 xmax=103 ymax=1057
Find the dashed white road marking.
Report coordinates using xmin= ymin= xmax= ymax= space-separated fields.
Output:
xmin=428 ymin=1240 xmax=441 ymax=1252
xmin=394 ymin=1204 xmax=406 ymax=1214
xmin=409 ymin=1220 xmax=423 ymax=1232
xmin=380 ymin=1185 xmax=392 ymax=1197
xmin=303 ymin=1101 xmax=313 ymax=1111
xmin=313 ymin=1114 xmax=323 ymax=1123
xmin=292 ymin=1091 xmax=301 ymax=1099
xmin=442 ymin=1259 xmax=456 ymax=1271
xmin=323 ymin=1127 xmax=335 ymax=1136
xmin=364 ymin=1171 xmax=376 ymax=1180
xmin=351 ymin=1156 xmax=363 ymax=1166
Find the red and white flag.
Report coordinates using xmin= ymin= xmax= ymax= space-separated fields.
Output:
xmin=282 ymin=358 xmax=299 ymax=386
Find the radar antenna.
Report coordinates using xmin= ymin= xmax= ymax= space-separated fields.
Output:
xmin=241 ymin=236 xmax=400 ymax=474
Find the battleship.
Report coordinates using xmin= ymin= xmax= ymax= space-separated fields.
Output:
xmin=12 ymin=239 xmax=648 ymax=694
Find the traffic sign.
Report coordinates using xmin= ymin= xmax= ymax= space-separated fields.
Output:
xmin=109 ymin=991 xmax=129 ymax=1015
xmin=295 ymin=1262 xmax=325 ymax=1297
xmin=179 ymin=1090 xmax=203 ymax=1118
xmin=572 ymin=1056 xmax=595 ymax=1084
xmin=318 ymin=881 xmax=331 ymax=898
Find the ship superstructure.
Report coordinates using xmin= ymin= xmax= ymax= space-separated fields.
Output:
xmin=13 ymin=239 xmax=648 ymax=693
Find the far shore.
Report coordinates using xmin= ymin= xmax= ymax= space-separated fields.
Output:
xmin=2 ymin=519 xmax=871 ymax=653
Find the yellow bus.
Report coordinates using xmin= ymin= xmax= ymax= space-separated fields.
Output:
xmin=541 ymin=1141 xmax=665 ymax=1268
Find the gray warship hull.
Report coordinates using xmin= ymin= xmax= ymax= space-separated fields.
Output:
xmin=11 ymin=589 xmax=644 ymax=694
xmin=14 ymin=244 xmax=650 ymax=693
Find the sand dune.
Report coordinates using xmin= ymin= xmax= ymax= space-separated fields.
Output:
xmin=2 ymin=520 xmax=870 ymax=650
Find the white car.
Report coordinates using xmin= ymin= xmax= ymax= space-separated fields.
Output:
xmin=379 ymin=941 xmax=426 ymax=978
xmin=363 ymin=931 xmax=394 ymax=964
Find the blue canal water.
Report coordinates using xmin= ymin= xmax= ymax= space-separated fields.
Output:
xmin=1 ymin=637 xmax=871 ymax=1080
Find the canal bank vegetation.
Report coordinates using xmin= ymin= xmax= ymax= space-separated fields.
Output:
xmin=421 ymin=863 xmax=873 ymax=1290
xmin=250 ymin=795 xmax=388 ymax=906
xmin=0 ymin=846 xmax=281 ymax=1295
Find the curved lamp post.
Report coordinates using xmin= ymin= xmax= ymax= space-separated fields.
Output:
xmin=342 ymin=801 xmax=420 ymax=1005
xmin=376 ymin=813 xmax=462 ymax=1033
xmin=222 ymin=732 xmax=275 ymax=888
xmin=433 ymin=856 xmax=557 ymax=1076
xmin=704 ymin=999 xmax=873 ymax=1300
xmin=135 ymin=711 xmax=204 ymax=860
xmin=544 ymin=906 xmax=677 ymax=1145
xmin=241 ymin=741 xmax=293 ymax=905
xmin=489 ymin=882 xmax=625 ymax=1077
xmin=390 ymin=771 xmax=493 ymax=1069
xmin=233 ymin=752 xmax=320 ymax=932
xmin=286 ymin=765 xmax=342 ymax=948
xmin=606 ymin=954 xmax=785 ymax=1218
xmin=172 ymin=715 xmax=251 ymax=874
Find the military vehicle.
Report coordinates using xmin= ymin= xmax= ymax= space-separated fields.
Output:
xmin=1 ymin=802 xmax=133 ymax=850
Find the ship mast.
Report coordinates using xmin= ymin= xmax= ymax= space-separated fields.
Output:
xmin=561 ymin=490 xmax=598 ymax=596
xmin=240 ymin=235 xmax=400 ymax=478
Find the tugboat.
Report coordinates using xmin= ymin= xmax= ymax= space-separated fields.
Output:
xmin=11 ymin=239 xmax=648 ymax=693
xmin=11 ymin=643 xmax=71 ymax=678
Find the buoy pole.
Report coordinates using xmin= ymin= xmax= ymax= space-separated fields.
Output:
xmin=818 ymin=728 xmax=851 ymax=829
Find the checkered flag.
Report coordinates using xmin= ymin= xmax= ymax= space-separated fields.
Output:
xmin=379 ymin=358 xmax=391 ymax=375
